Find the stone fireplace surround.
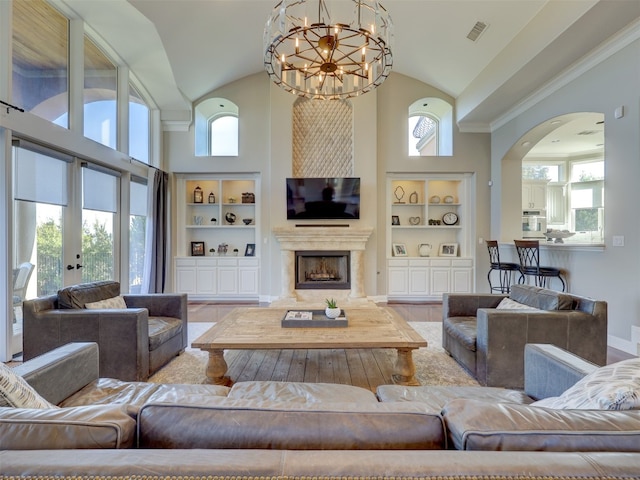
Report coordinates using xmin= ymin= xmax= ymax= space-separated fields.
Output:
xmin=273 ymin=226 xmax=373 ymax=305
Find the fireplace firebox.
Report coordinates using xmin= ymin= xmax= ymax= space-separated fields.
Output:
xmin=295 ymin=250 xmax=351 ymax=290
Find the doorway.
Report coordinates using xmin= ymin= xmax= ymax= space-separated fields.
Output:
xmin=11 ymin=141 xmax=121 ymax=356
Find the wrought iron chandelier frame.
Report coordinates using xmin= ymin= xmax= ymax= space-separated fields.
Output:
xmin=264 ymin=0 xmax=393 ymax=100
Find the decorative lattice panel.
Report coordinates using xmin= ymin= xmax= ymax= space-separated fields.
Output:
xmin=292 ymin=98 xmax=353 ymax=177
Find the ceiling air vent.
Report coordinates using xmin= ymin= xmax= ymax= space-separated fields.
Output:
xmin=467 ymin=21 xmax=488 ymax=42
xmin=577 ymin=130 xmax=599 ymax=136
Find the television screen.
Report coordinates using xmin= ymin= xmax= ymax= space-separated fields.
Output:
xmin=287 ymin=177 xmax=360 ymax=219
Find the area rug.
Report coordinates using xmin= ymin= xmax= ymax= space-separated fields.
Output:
xmin=149 ymin=322 xmax=479 ymax=387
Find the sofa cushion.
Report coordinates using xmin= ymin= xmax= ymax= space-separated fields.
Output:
xmin=0 ymin=362 xmax=58 ymax=409
xmin=58 ymin=280 xmax=121 ymax=309
xmin=148 ymin=317 xmax=183 ymax=351
xmin=85 ymin=295 xmax=127 ymax=309
xmin=496 ymin=297 xmax=539 ymax=310
xmin=443 ymin=317 xmax=477 ymax=351
xmin=138 ymin=399 xmax=446 ymax=449
xmin=531 ymin=357 xmax=640 ymax=410
xmin=228 ymin=381 xmax=379 ymax=404
xmin=442 ymin=398 xmax=640 ymax=451
xmin=59 ymin=378 xmax=230 ymax=411
xmin=509 ymin=285 xmax=574 ymax=310
xmin=376 ymin=385 xmax=534 ymax=409
xmin=0 ymin=404 xmax=136 ymax=449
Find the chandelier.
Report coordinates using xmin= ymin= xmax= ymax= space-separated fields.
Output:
xmin=264 ymin=0 xmax=393 ymax=100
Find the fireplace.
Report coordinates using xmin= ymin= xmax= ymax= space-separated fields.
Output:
xmin=272 ymin=226 xmax=373 ymax=303
xmin=295 ymin=251 xmax=350 ymax=290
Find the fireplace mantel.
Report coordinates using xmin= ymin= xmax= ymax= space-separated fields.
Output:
xmin=273 ymin=226 xmax=373 ymax=303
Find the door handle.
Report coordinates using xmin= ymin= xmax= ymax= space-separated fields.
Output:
xmin=66 ymin=264 xmax=75 ymax=270
xmin=76 ymin=263 xmax=83 ymax=269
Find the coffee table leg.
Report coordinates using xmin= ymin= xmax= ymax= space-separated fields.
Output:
xmin=204 ymin=349 xmax=232 ymax=386
xmin=392 ymin=348 xmax=420 ymax=385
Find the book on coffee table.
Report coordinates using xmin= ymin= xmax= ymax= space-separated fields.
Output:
xmin=284 ymin=311 xmax=313 ymax=321
xmin=282 ymin=309 xmax=348 ymax=328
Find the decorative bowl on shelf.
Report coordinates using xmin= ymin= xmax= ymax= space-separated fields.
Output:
xmin=243 ymin=218 xmax=253 ymax=225
xmin=429 ymin=195 xmax=441 ymax=204
xmin=543 ymin=230 xmax=576 ymax=243
xmin=443 ymin=195 xmax=454 ymax=204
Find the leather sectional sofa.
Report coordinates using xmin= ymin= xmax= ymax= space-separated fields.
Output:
xmin=2 ymin=341 xmax=639 ymax=478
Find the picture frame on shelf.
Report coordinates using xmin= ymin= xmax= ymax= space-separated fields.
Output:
xmin=392 ymin=243 xmax=407 ymax=257
xmin=244 ymin=243 xmax=256 ymax=256
xmin=439 ymin=243 xmax=458 ymax=257
xmin=391 ymin=215 xmax=400 ymax=226
xmin=191 ymin=241 xmax=205 ymax=256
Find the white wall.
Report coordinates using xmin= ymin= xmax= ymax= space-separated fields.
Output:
xmin=492 ymin=38 xmax=640 ymax=352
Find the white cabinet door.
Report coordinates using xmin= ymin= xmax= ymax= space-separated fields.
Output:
xmin=430 ymin=268 xmax=451 ymax=296
xmin=408 ymin=266 xmax=429 ymax=295
xmin=388 ymin=267 xmax=409 ymax=295
xmin=523 ymin=181 xmax=547 ymax=209
xmin=176 ymin=267 xmax=197 ymax=294
xmin=238 ymin=267 xmax=259 ymax=295
xmin=451 ymin=268 xmax=472 ymax=293
xmin=175 ymin=258 xmax=197 ymax=294
xmin=530 ymin=184 xmax=547 ymax=209
xmin=217 ymin=264 xmax=239 ymax=295
xmin=196 ymin=267 xmax=217 ymax=294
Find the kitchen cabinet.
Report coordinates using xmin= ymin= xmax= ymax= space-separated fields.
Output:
xmin=522 ymin=181 xmax=548 ymax=210
xmin=547 ymin=184 xmax=567 ymax=225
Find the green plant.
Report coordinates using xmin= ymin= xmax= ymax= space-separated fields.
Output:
xmin=325 ymin=298 xmax=337 ymax=309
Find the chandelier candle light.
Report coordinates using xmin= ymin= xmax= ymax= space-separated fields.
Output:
xmin=264 ymin=0 xmax=393 ymax=100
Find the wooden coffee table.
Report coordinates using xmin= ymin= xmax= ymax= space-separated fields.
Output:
xmin=191 ymin=307 xmax=427 ymax=386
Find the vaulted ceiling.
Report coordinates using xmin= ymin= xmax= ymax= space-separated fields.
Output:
xmin=56 ymin=0 xmax=640 ymax=140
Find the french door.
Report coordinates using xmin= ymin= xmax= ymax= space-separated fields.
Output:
xmin=11 ymin=140 xmax=120 ymax=355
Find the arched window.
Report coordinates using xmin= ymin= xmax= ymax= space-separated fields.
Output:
xmin=195 ymin=98 xmax=239 ymax=156
xmin=209 ymin=114 xmax=238 ymax=156
xmin=409 ymin=114 xmax=438 ymax=156
xmin=408 ymin=97 xmax=453 ymax=156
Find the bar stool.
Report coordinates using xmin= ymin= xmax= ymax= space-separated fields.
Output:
xmin=486 ymin=240 xmax=520 ymax=293
xmin=514 ymin=239 xmax=566 ymax=292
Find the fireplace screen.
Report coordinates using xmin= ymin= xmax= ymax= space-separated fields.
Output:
xmin=295 ymin=250 xmax=350 ymax=290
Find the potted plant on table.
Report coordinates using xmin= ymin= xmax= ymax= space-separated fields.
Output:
xmin=325 ymin=298 xmax=341 ymax=319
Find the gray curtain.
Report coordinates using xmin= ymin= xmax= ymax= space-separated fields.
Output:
xmin=141 ymin=169 xmax=168 ymax=293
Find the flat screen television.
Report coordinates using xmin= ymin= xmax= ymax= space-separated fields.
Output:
xmin=287 ymin=177 xmax=360 ymax=220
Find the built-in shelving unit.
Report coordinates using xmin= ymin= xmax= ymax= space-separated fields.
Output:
xmin=174 ymin=174 xmax=260 ymax=300
xmin=386 ymin=173 xmax=475 ymax=301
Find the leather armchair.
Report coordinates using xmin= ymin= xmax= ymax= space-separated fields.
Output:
xmin=442 ymin=285 xmax=607 ymax=388
xmin=22 ymin=281 xmax=187 ymax=381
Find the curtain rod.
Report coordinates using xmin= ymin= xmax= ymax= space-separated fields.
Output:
xmin=130 ymin=156 xmax=163 ymax=173
xmin=1 ymin=100 xmax=24 ymax=114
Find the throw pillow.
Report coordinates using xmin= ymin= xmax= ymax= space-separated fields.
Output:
xmin=0 ymin=363 xmax=59 ymax=409
xmin=531 ymin=357 xmax=640 ymax=410
xmin=85 ymin=295 xmax=128 ymax=309
xmin=495 ymin=297 xmax=539 ymax=310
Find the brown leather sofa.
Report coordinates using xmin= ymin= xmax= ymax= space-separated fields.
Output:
xmin=2 ymin=342 xmax=640 ymax=477
xmin=442 ymin=284 xmax=607 ymax=388
xmin=22 ymin=281 xmax=188 ymax=381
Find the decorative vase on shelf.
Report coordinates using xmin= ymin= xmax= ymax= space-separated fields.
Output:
xmin=325 ymin=298 xmax=340 ymax=319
